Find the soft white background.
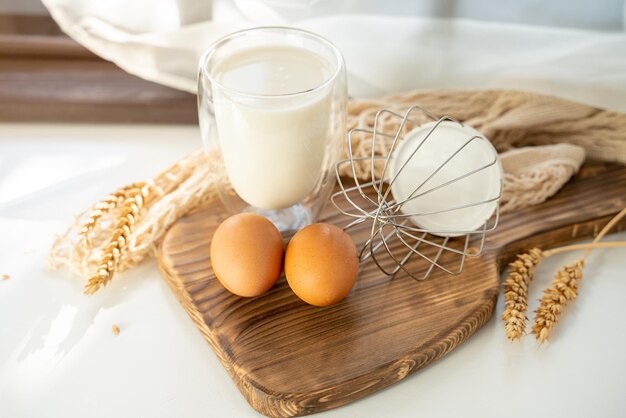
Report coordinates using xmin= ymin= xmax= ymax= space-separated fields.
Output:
xmin=1 ymin=125 xmax=625 ymax=418
xmin=2 ymin=1 xmax=626 ymax=417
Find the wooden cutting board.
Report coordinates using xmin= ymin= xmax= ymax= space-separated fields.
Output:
xmin=157 ymin=163 xmax=626 ymax=417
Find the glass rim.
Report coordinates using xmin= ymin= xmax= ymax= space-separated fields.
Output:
xmin=198 ymin=26 xmax=345 ymax=99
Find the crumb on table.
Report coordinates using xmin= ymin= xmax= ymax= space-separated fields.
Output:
xmin=2 ymin=274 xmax=10 ymax=280
xmin=112 ymin=324 xmax=120 ymax=335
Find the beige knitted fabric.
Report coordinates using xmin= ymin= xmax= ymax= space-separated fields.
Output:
xmin=499 ymin=144 xmax=585 ymax=213
xmin=346 ymin=90 xmax=625 ymax=166
xmin=49 ymin=90 xmax=625 ymax=278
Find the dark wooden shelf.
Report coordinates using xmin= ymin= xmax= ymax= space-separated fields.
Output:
xmin=0 ymin=14 xmax=197 ymax=124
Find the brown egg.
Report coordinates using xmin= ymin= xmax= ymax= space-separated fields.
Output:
xmin=210 ymin=213 xmax=284 ymax=297
xmin=285 ymin=223 xmax=359 ymax=306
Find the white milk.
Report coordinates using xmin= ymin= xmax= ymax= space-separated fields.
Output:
xmin=212 ymin=46 xmax=333 ymax=210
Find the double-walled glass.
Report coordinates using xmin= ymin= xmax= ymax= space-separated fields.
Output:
xmin=198 ymin=27 xmax=347 ymax=232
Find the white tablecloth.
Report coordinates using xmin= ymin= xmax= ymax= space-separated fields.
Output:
xmin=1 ymin=123 xmax=625 ymax=417
xmin=42 ymin=0 xmax=626 ymax=112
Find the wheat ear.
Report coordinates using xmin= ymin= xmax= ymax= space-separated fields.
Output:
xmin=532 ymin=207 xmax=626 ymax=343
xmin=84 ymin=183 xmax=151 ymax=295
xmin=501 ymin=247 xmax=543 ymax=341
xmin=80 ymin=183 xmax=145 ymax=248
xmin=532 ymin=260 xmax=584 ymax=343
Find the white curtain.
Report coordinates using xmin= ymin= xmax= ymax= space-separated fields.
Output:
xmin=42 ymin=0 xmax=626 ymax=111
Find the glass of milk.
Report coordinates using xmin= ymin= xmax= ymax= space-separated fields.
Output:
xmin=198 ymin=27 xmax=347 ymax=232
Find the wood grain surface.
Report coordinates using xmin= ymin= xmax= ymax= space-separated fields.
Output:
xmin=158 ymin=165 xmax=626 ymax=418
xmin=0 ymin=14 xmax=197 ymax=123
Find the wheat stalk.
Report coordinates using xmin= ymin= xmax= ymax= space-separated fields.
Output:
xmin=501 ymin=247 xmax=543 ymax=341
xmin=84 ymin=182 xmax=151 ymax=295
xmin=80 ymin=183 xmax=144 ymax=248
xmin=532 ymin=260 xmax=584 ymax=343
xmin=532 ymin=207 xmax=626 ymax=343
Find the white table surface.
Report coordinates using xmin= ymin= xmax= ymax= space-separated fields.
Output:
xmin=1 ymin=123 xmax=625 ymax=418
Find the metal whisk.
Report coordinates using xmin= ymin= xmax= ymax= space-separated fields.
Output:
xmin=331 ymin=105 xmax=502 ymax=281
